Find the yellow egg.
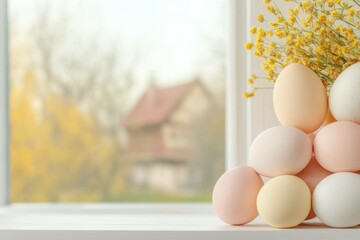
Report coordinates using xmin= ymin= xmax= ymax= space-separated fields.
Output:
xmin=273 ymin=63 xmax=328 ymax=133
xmin=257 ymin=175 xmax=311 ymax=228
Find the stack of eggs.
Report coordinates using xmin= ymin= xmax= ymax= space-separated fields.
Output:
xmin=213 ymin=63 xmax=360 ymax=228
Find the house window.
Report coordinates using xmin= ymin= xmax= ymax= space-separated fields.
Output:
xmin=7 ymin=0 xmax=226 ymax=202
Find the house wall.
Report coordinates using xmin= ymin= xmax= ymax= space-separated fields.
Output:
xmin=132 ymin=161 xmax=188 ymax=193
xmin=127 ymin=83 xmax=213 ymax=193
xmin=127 ymin=126 xmax=164 ymax=154
xmin=162 ymin=85 xmax=211 ymax=150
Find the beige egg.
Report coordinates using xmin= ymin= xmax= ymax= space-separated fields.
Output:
xmin=257 ymin=175 xmax=311 ymax=228
xmin=212 ymin=166 xmax=264 ymax=225
xmin=273 ymin=63 xmax=328 ymax=133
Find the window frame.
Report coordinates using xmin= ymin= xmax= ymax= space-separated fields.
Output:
xmin=0 ymin=0 xmax=265 ymax=206
xmin=0 ymin=0 xmax=9 ymax=206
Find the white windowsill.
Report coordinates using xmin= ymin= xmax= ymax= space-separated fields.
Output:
xmin=0 ymin=204 xmax=358 ymax=240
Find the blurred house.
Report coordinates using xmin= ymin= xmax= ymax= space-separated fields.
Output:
xmin=123 ymin=79 xmax=213 ymax=193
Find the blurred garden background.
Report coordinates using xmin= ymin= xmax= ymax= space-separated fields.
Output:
xmin=9 ymin=0 xmax=226 ymax=202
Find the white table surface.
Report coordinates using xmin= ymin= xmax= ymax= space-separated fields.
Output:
xmin=0 ymin=204 xmax=358 ymax=240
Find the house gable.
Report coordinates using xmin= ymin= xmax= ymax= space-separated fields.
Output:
xmin=162 ymin=83 xmax=212 ymax=150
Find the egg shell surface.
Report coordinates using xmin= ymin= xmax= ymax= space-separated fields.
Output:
xmin=212 ymin=166 xmax=264 ymax=225
xmin=249 ymin=126 xmax=312 ymax=177
xmin=313 ymin=172 xmax=360 ymax=228
xmin=314 ymin=121 xmax=360 ymax=172
xmin=273 ymin=63 xmax=328 ymax=133
xmin=330 ymin=62 xmax=360 ymax=124
xmin=257 ymin=175 xmax=311 ymax=228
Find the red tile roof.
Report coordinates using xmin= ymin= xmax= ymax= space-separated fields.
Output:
xmin=123 ymin=80 xmax=197 ymax=129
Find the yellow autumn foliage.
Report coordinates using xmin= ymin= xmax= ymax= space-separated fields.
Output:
xmin=10 ymin=70 xmax=125 ymax=202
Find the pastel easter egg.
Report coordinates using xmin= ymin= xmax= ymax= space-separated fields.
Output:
xmin=249 ymin=126 xmax=312 ymax=177
xmin=257 ymin=175 xmax=311 ymax=228
xmin=296 ymin=156 xmax=332 ymax=220
xmin=330 ymin=62 xmax=360 ymax=124
xmin=314 ymin=121 xmax=360 ymax=172
xmin=212 ymin=166 xmax=263 ymax=225
xmin=273 ymin=63 xmax=328 ymax=133
xmin=313 ymin=172 xmax=360 ymax=228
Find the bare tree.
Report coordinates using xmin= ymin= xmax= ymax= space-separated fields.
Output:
xmin=27 ymin=3 xmax=136 ymax=200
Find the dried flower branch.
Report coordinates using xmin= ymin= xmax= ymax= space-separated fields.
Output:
xmin=244 ymin=0 xmax=360 ymax=98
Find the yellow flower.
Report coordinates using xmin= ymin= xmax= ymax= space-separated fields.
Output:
xmin=266 ymin=6 xmax=277 ymax=14
xmin=275 ymin=29 xmax=286 ymax=38
xmin=331 ymin=10 xmax=340 ymax=18
xmin=352 ymin=40 xmax=359 ymax=48
xmin=242 ymin=91 xmax=255 ymax=98
xmin=250 ymin=26 xmax=257 ymax=34
xmin=302 ymin=0 xmax=313 ymax=11
xmin=289 ymin=15 xmax=296 ymax=25
xmin=305 ymin=32 xmax=314 ymax=41
xmin=258 ymin=28 xmax=266 ymax=37
xmin=245 ymin=42 xmax=253 ymax=50
xmin=318 ymin=14 xmax=327 ymax=22
xmin=285 ymin=36 xmax=293 ymax=44
xmin=266 ymin=31 xmax=273 ymax=37
xmin=254 ymin=50 xmax=262 ymax=56
xmin=348 ymin=8 xmax=355 ymax=17
xmin=244 ymin=0 xmax=360 ymax=98
xmin=257 ymin=14 xmax=265 ymax=23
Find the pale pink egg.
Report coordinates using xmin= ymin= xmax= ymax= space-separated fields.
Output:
xmin=249 ymin=126 xmax=312 ymax=177
xmin=212 ymin=166 xmax=263 ymax=225
xmin=314 ymin=121 xmax=360 ymax=172
xmin=296 ymin=156 xmax=332 ymax=220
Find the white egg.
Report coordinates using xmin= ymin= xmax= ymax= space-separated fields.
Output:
xmin=329 ymin=62 xmax=360 ymax=124
xmin=312 ymin=172 xmax=360 ymax=228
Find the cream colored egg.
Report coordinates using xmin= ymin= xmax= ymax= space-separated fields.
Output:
xmin=249 ymin=126 xmax=312 ymax=177
xmin=330 ymin=62 xmax=360 ymax=124
xmin=273 ymin=63 xmax=328 ymax=133
xmin=212 ymin=166 xmax=264 ymax=225
xmin=257 ymin=175 xmax=311 ymax=228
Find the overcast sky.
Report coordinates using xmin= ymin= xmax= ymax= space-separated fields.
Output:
xmin=10 ymin=0 xmax=225 ymax=88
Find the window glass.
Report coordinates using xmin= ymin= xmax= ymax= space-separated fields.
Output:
xmin=9 ymin=0 xmax=225 ymax=202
